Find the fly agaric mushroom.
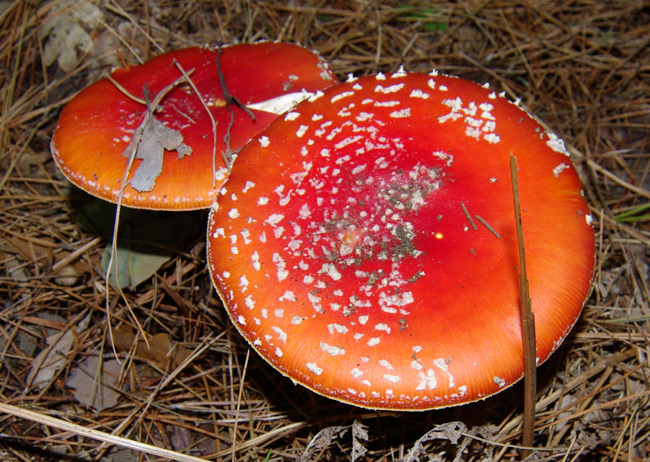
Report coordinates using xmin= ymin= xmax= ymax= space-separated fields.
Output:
xmin=51 ymin=43 xmax=338 ymax=210
xmin=206 ymin=71 xmax=595 ymax=410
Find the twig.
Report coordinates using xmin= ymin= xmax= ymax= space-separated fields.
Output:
xmin=0 ymin=403 xmax=209 ymax=462
xmin=459 ymin=202 xmax=477 ymax=230
xmin=586 ymin=159 xmax=650 ymax=201
xmin=172 ymin=59 xmax=219 ymax=188
xmin=232 ymin=349 xmax=251 ymax=460
xmin=475 ymin=214 xmax=501 ymax=239
xmin=510 ymin=154 xmax=536 ymax=458
xmin=216 ymin=45 xmax=256 ymax=169
xmin=51 ymin=236 xmax=102 ymax=273
xmin=106 ymin=75 xmax=147 ymax=105
xmin=105 ymin=72 xmax=196 ymax=350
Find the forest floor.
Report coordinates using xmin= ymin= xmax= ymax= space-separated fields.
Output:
xmin=1 ymin=1 xmax=649 ymax=461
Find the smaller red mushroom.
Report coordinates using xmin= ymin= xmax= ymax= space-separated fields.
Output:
xmin=51 ymin=43 xmax=338 ymax=210
xmin=206 ymin=70 xmax=595 ymax=410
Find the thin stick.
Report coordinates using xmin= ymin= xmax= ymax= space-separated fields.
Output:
xmin=0 ymin=403 xmax=208 ymax=462
xmin=475 ymin=214 xmax=501 ymax=239
xmin=232 ymin=349 xmax=251 ymax=460
xmin=459 ymin=202 xmax=477 ymax=230
xmin=105 ymin=71 xmax=195 ymax=351
xmin=216 ymin=45 xmax=256 ymax=169
xmin=510 ymin=155 xmax=536 ymax=458
xmin=106 ymin=75 xmax=147 ymax=105
xmin=51 ymin=236 xmax=102 ymax=273
xmin=172 ymin=59 xmax=218 ymax=188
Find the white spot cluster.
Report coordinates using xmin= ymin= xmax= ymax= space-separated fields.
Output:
xmin=320 ymin=342 xmax=346 ymax=356
xmin=306 ymin=362 xmax=323 ymax=375
xmin=553 ymin=163 xmax=570 ymax=177
xmin=374 ymin=83 xmax=405 ymax=94
xmin=545 ymin=132 xmax=570 ymax=157
xmin=438 ymin=98 xmax=500 ymax=144
xmin=416 ymin=369 xmax=437 ymax=391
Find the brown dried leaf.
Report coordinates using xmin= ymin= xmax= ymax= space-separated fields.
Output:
xmin=136 ymin=332 xmax=171 ymax=368
xmin=66 ymin=355 xmax=121 ymax=411
xmin=109 ymin=325 xmax=191 ymax=370
xmin=27 ymin=313 xmax=92 ymax=390
xmin=109 ymin=324 xmax=137 ymax=352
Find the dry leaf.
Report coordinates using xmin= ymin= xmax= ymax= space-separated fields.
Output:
xmin=126 ymin=116 xmax=192 ymax=193
xmin=109 ymin=325 xmax=192 ymax=370
xmin=110 ymin=324 xmax=137 ymax=352
xmin=169 ymin=424 xmax=195 ymax=453
xmin=66 ymin=355 xmax=121 ymax=411
xmin=101 ymin=241 xmax=171 ymax=289
xmin=300 ymin=425 xmax=348 ymax=461
xmin=139 ymin=332 xmax=173 ymax=368
xmin=27 ymin=313 xmax=91 ymax=390
xmin=82 ymin=201 xmax=199 ymax=290
xmin=136 ymin=333 xmax=193 ymax=369
xmin=351 ymin=421 xmax=369 ymax=462
xmin=404 ymin=422 xmax=469 ymax=462
xmin=40 ymin=0 xmax=104 ymax=72
xmin=300 ymin=421 xmax=368 ymax=462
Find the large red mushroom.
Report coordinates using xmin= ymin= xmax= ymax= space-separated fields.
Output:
xmin=51 ymin=42 xmax=338 ymax=210
xmin=206 ymin=71 xmax=595 ymax=410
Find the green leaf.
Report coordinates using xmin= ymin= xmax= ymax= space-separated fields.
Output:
xmin=78 ymin=199 xmax=205 ymax=289
xmin=101 ymin=241 xmax=172 ymax=289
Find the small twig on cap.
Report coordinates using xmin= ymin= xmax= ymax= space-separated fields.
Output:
xmin=171 ymin=59 xmax=219 ymax=188
xmin=459 ymin=202 xmax=477 ymax=230
xmin=216 ymin=45 xmax=256 ymax=169
xmin=106 ymin=75 xmax=147 ymax=105
xmin=475 ymin=214 xmax=501 ymax=239
xmin=510 ymin=154 xmax=537 ymax=458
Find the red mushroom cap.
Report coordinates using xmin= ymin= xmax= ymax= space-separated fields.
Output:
xmin=206 ymin=71 xmax=595 ymax=410
xmin=51 ymin=43 xmax=338 ymax=210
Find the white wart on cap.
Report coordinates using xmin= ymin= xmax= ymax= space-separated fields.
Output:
xmin=207 ymin=71 xmax=595 ymax=410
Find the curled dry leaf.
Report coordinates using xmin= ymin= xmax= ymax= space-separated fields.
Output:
xmin=110 ymin=325 xmax=192 ymax=370
xmin=404 ymin=422 xmax=469 ymax=462
xmin=300 ymin=421 xmax=368 ymax=462
xmin=66 ymin=355 xmax=121 ymax=411
xmin=27 ymin=313 xmax=92 ymax=390
xmin=40 ymin=0 xmax=103 ymax=72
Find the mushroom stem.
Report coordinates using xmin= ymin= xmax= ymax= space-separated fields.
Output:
xmin=510 ymin=155 xmax=537 ymax=457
